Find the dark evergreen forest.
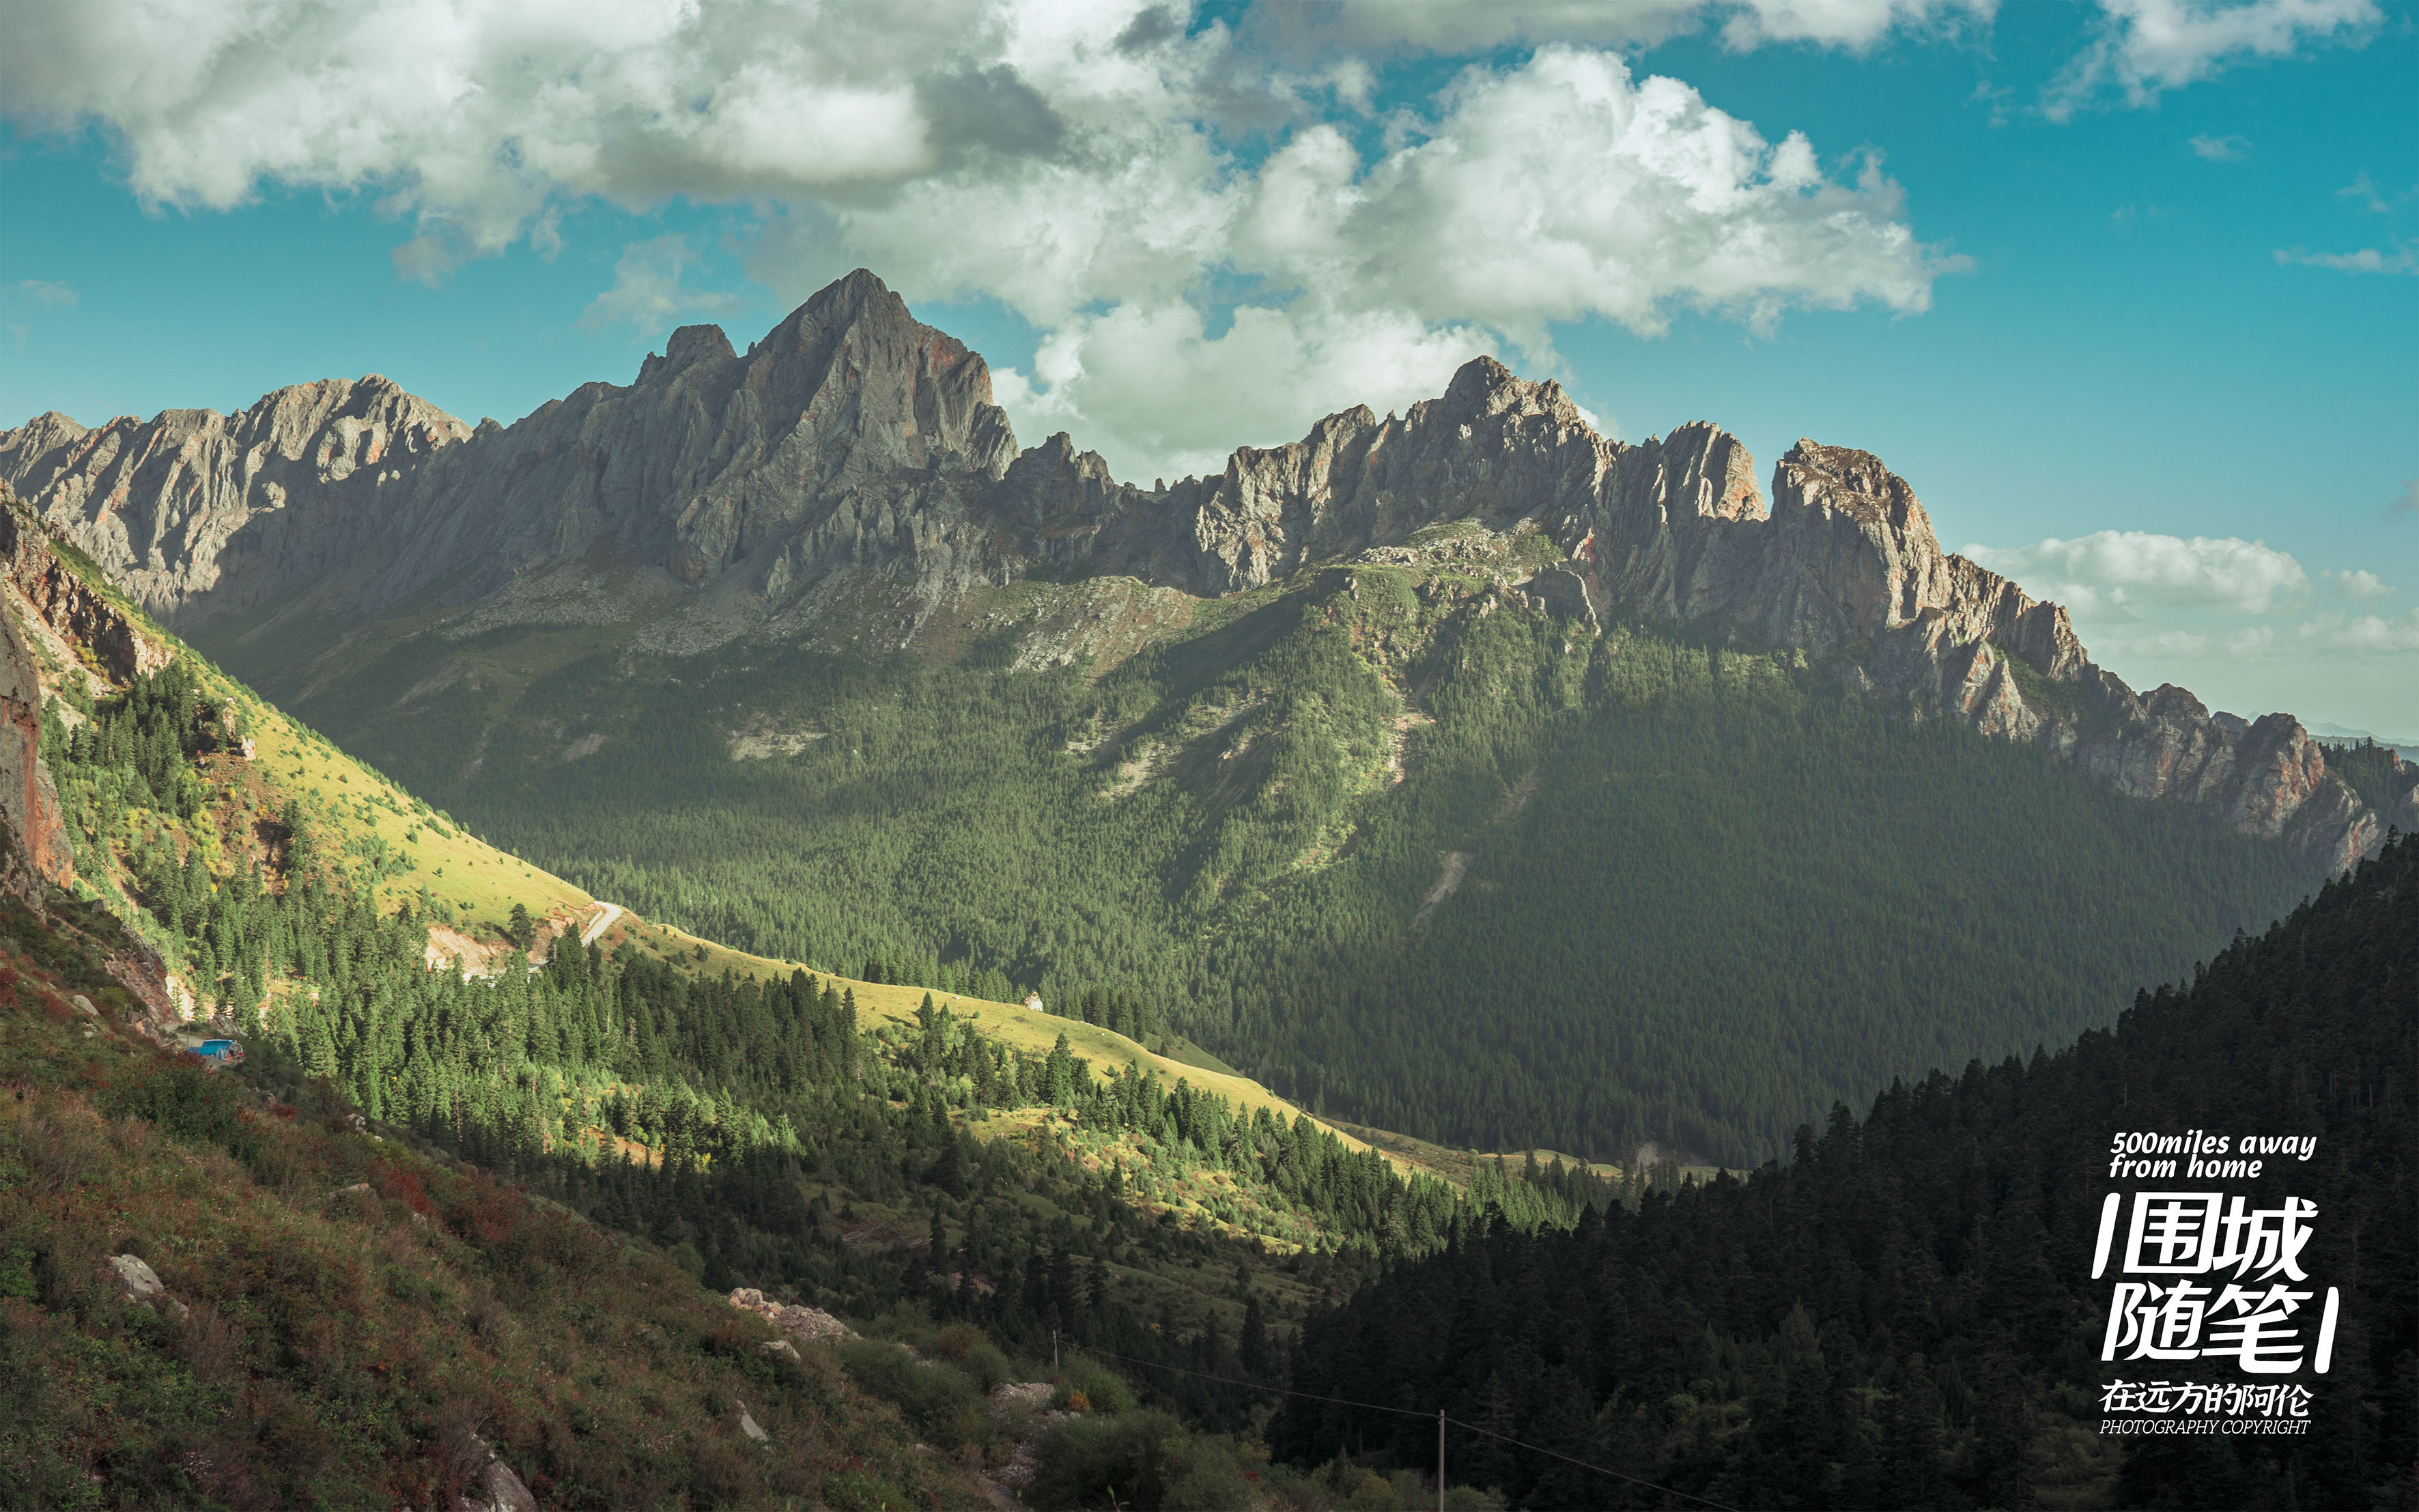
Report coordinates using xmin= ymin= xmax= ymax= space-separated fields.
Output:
xmin=277 ymin=567 xmax=2332 ymax=1165
xmin=1277 ymin=831 xmax=2417 ymax=1510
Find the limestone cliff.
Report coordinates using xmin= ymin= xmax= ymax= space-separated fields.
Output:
xmin=0 ymin=274 xmax=2381 ymax=870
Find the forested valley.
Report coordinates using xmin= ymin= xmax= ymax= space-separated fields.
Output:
xmin=3 ymin=573 xmax=1622 ymax=1505
xmin=1282 ymin=831 xmax=2417 ymax=1511
xmin=2 ymin=471 xmax=2400 ymax=1510
xmin=259 ymin=558 xmax=2332 ymax=1167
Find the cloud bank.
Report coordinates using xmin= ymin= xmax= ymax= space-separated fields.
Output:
xmin=0 ymin=0 xmax=2379 ymax=479
xmin=1965 ymin=530 xmax=2310 ymax=618
xmin=0 ymin=0 xmax=1967 ymax=480
xmin=1966 ymin=530 xmax=2414 ymax=674
xmin=2047 ymin=0 xmax=2379 ymax=117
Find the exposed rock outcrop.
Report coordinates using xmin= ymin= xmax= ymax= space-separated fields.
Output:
xmin=0 ymin=274 xmax=2379 ymax=870
xmin=0 ymin=379 xmax=469 ymax=625
xmin=0 ymin=507 xmax=76 ymax=904
xmin=1 ymin=272 xmax=1015 ymax=641
xmin=727 ymin=1285 xmax=858 ymax=1346
xmin=0 ymin=493 xmax=173 ymax=681
xmin=455 ymin=1434 xmax=537 ymax=1512
xmin=104 ymin=1253 xmax=190 ymax=1322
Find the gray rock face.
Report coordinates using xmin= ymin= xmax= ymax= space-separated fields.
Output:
xmin=104 ymin=1253 xmax=190 ymax=1322
xmin=0 ymin=270 xmax=1014 ymax=634
xmin=0 ymin=272 xmax=2379 ymax=870
xmin=0 ymin=380 xmax=470 ymax=624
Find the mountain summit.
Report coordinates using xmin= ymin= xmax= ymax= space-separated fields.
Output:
xmin=0 ymin=270 xmax=2392 ymax=867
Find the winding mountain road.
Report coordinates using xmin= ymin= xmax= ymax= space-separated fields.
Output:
xmin=579 ymin=902 xmax=624 ymax=947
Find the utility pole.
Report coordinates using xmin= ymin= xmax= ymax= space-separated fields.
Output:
xmin=1438 ymin=1408 xmax=1445 ymax=1512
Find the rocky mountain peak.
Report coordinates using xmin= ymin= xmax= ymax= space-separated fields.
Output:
xmin=0 ymin=270 xmax=2383 ymax=870
xmin=1437 ymin=356 xmax=1595 ymax=436
xmin=652 ymin=324 xmax=739 ymax=375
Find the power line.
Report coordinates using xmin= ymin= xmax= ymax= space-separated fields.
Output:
xmin=1074 ymin=1344 xmax=1739 ymax=1512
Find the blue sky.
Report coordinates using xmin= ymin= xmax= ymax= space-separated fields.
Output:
xmin=2 ymin=0 xmax=2414 ymax=732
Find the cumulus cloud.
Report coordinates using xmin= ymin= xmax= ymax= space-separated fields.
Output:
xmin=1966 ymin=530 xmax=2418 ymax=713
xmin=991 ymin=298 xmax=1498 ymax=483
xmin=2073 ymin=610 xmax=2419 ymax=666
xmin=2315 ymin=608 xmax=2419 ymax=655
xmin=1256 ymin=0 xmax=1993 ymax=55
xmin=1964 ymin=530 xmax=2310 ymax=617
xmin=578 ymin=235 xmax=746 ymax=333
xmin=2336 ymin=169 xmax=2399 ymax=212
xmin=2188 ymin=132 xmax=2248 ymax=160
xmin=2046 ymin=0 xmax=2379 ymax=117
xmin=0 ymin=0 xmax=1961 ymax=481
xmin=2321 ymin=568 xmax=2393 ymax=601
xmin=2274 ymin=242 xmax=2418 ymax=275
xmin=1716 ymin=0 xmax=1995 ymax=50
xmin=775 ymin=40 xmax=1960 ymax=474
xmin=0 ymin=0 xmax=1025 ymax=272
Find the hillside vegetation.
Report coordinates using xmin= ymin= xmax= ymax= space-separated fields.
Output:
xmin=0 ymin=894 xmax=990 ymax=1510
xmin=2 ymin=513 xmax=1636 ymax=1507
xmin=227 ymin=548 xmax=2332 ymax=1165
xmin=1284 ymin=832 xmax=2419 ymax=1511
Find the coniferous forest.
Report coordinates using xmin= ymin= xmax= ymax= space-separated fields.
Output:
xmin=1 ymin=498 xmax=2403 ymax=1509
xmin=1280 ymin=832 xmax=2417 ymax=1510
xmin=249 ymin=565 xmax=2331 ymax=1169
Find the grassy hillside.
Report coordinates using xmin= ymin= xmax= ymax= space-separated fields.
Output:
xmin=214 ymin=541 xmax=2335 ymax=1166
xmin=0 ymin=894 xmax=990 ymax=1511
xmin=0 ymin=500 xmax=1640 ymax=1512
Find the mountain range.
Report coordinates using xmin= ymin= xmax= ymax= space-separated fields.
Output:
xmin=2 ymin=270 xmax=2408 ymax=1509
xmin=0 ymin=270 xmax=2392 ymax=870
xmin=3 ymin=270 xmax=2406 ymax=1167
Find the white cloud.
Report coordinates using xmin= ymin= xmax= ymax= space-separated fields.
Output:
xmin=578 ymin=235 xmax=745 ymax=333
xmin=2338 ymin=169 xmax=2393 ymax=212
xmin=1256 ymin=51 xmax=1955 ymax=340
xmin=2274 ymin=242 xmax=2418 ymax=275
xmin=782 ymin=42 xmax=1958 ymax=476
xmin=992 ymin=298 xmax=1497 ymax=482
xmin=1718 ymin=0 xmax=1995 ymax=50
xmin=2316 ymin=608 xmax=2419 ymax=655
xmin=1 ymin=0 xmax=1960 ymax=482
xmin=1964 ymin=530 xmax=2310 ymax=616
xmin=1966 ymin=532 xmax=2416 ymax=717
xmin=0 ymin=0 xmax=1018 ymax=272
xmin=1261 ymin=0 xmax=1710 ymax=53
xmin=10 ymin=280 xmax=77 ymax=308
xmin=2078 ymin=610 xmax=2419 ymax=662
xmin=2188 ymin=132 xmax=2248 ymax=160
xmin=2046 ymin=0 xmax=2379 ymax=118
xmin=2321 ymin=568 xmax=2393 ymax=601
xmin=1271 ymin=0 xmax=1994 ymax=55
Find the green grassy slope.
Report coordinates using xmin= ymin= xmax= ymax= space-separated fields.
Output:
xmin=0 ymin=500 xmax=1645 ymax=1509
xmin=209 ymin=550 xmax=2334 ymax=1168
